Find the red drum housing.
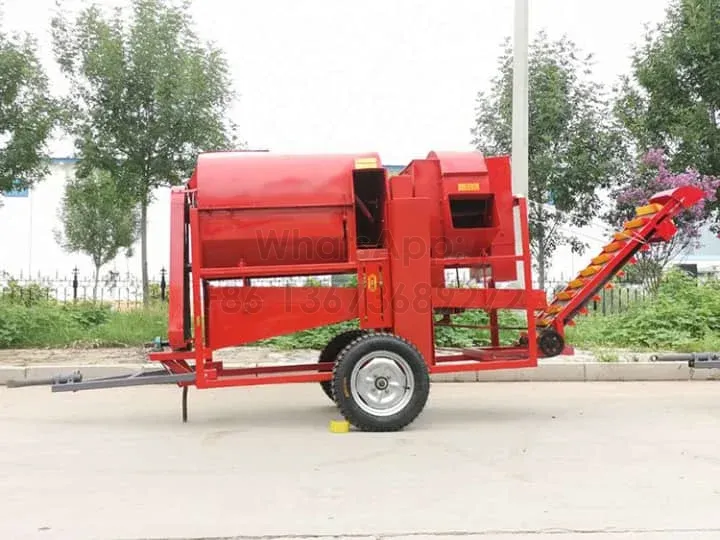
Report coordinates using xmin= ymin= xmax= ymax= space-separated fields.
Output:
xmin=190 ymin=152 xmax=378 ymax=269
xmin=189 ymin=150 xmax=516 ymax=282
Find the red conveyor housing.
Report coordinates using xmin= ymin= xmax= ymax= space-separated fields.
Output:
xmin=535 ymin=185 xmax=705 ymax=344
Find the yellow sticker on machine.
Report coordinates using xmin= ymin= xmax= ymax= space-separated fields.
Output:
xmin=354 ymin=157 xmax=379 ymax=169
xmin=367 ymin=273 xmax=378 ymax=293
xmin=457 ymin=182 xmax=481 ymax=192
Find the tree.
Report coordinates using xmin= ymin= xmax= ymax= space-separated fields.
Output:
xmin=56 ymin=169 xmax=138 ymax=300
xmin=50 ymin=0 xmax=240 ymax=304
xmin=604 ymin=148 xmax=720 ymax=292
xmin=471 ymin=32 xmax=628 ymax=289
xmin=613 ymin=0 xmax=720 ymax=227
xmin=0 ymin=6 xmax=61 ymax=196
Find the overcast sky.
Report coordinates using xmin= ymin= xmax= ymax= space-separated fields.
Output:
xmin=4 ymin=0 xmax=717 ymax=284
xmin=3 ymin=0 xmax=672 ymax=165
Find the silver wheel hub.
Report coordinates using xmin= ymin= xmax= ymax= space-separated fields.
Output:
xmin=350 ymin=351 xmax=415 ymax=417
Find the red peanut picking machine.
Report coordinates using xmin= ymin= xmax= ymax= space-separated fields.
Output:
xmin=8 ymin=150 xmax=705 ymax=432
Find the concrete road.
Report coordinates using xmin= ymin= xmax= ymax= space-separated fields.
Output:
xmin=0 ymin=381 xmax=719 ymax=540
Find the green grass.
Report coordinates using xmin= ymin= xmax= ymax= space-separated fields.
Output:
xmin=565 ymin=270 xmax=720 ymax=352
xmin=0 ymin=299 xmax=167 ymax=349
xmin=1 ymin=269 xmax=718 ymax=352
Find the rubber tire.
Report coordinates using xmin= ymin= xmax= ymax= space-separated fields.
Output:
xmin=318 ymin=329 xmax=368 ymax=402
xmin=331 ymin=332 xmax=430 ymax=432
xmin=538 ymin=329 xmax=565 ymax=357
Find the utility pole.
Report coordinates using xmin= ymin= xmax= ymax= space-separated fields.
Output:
xmin=512 ymin=0 xmax=529 ymax=198
xmin=512 ymin=0 xmax=530 ymax=286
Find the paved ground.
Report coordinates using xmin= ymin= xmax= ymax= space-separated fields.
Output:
xmin=0 ymin=381 xmax=719 ymax=540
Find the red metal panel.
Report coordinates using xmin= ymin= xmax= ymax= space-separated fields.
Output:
xmin=649 ymin=185 xmax=704 ymax=208
xmin=197 ymin=207 xmax=350 ymax=268
xmin=431 ymin=287 xmax=546 ymax=310
xmin=388 ymin=173 xmax=414 ymax=199
xmin=188 ymin=208 xmax=209 ymax=386
xmin=192 ymin=151 xmax=388 ymax=271
xmin=194 ymin=151 xmax=381 ymax=209
xmin=431 ymin=358 xmax=536 ymax=373
xmin=357 ymin=256 xmax=392 ymax=329
xmin=426 ymin=150 xmax=488 ymax=175
xmin=389 ymin=151 xmax=516 ymax=284
xmin=204 ymin=373 xmax=331 ymax=388
xmin=387 ymin=196 xmax=434 ymax=366
xmin=205 ymin=286 xmax=358 ymax=349
xmin=200 ymin=262 xmax=357 ymax=280
xmin=485 ymin=156 xmax=517 ymax=281
xmin=168 ymin=188 xmax=189 ymax=350
xmin=517 ymin=197 xmax=539 ymax=363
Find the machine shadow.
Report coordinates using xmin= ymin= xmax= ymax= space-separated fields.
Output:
xmin=191 ymin=403 xmax=544 ymax=432
xmin=50 ymin=399 xmax=544 ymax=432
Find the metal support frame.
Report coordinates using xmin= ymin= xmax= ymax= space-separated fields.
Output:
xmin=49 ymin=369 xmax=195 ymax=392
xmin=6 ymin=367 xmax=196 ymax=422
xmin=651 ymin=352 xmax=720 ymax=369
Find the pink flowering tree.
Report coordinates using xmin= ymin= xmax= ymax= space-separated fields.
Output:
xmin=604 ymin=148 xmax=720 ymax=293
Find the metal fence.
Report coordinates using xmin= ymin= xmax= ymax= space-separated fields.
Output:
xmin=544 ymin=280 xmax=649 ymax=316
xmin=0 ymin=268 xmax=167 ymax=307
xmin=0 ymin=268 xmax=650 ymax=315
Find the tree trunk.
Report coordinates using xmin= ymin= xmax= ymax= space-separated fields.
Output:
xmin=140 ymin=193 xmax=149 ymax=307
xmin=93 ymin=264 xmax=100 ymax=302
xmin=537 ymin=232 xmax=547 ymax=292
xmin=535 ymin=205 xmax=547 ymax=292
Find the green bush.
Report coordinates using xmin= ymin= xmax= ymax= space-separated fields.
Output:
xmin=0 ymin=302 xmax=81 ymax=347
xmin=1 ymin=279 xmax=54 ymax=307
xmin=434 ymin=309 xmax=525 ymax=348
xmin=62 ymin=301 xmax=112 ymax=329
xmin=0 ymin=300 xmax=167 ymax=349
xmin=0 ymin=269 xmax=716 ymax=352
xmin=566 ymin=269 xmax=720 ymax=351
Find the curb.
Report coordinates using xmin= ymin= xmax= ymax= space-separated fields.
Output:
xmin=1 ymin=362 xmax=719 ymax=386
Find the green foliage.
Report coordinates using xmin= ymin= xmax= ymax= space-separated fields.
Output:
xmin=603 ymin=149 xmax=720 ymax=293
xmin=0 ymin=14 xmax=62 ymax=194
xmin=595 ymin=351 xmax=620 ymax=363
xmin=0 ymin=271 xmax=715 ymax=353
xmin=50 ymin=0 xmax=240 ymax=303
xmin=254 ymin=309 xmax=526 ymax=351
xmin=471 ymin=32 xmax=629 ymax=288
xmin=567 ymin=269 xmax=720 ymax=351
xmin=64 ymin=301 xmax=112 ymax=329
xmin=55 ymin=169 xmax=138 ymax=299
xmin=147 ymin=281 xmax=166 ymax=302
xmin=434 ymin=310 xmax=525 ymax=348
xmin=0 ymin=297 xmax=167 ymax=348
xmin=87 ymin=305 xmax=167 ymax=347
xmin=257 ymin=320 xmax=360 ymax=350
xmin=614 ymin=0 xmax=720 ymax=227
xmin=1 ymin=279 xmax=52 ymax=307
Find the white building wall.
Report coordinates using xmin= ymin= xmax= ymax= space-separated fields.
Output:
xmin=0 ymin=159 xmax=171 ymax=287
